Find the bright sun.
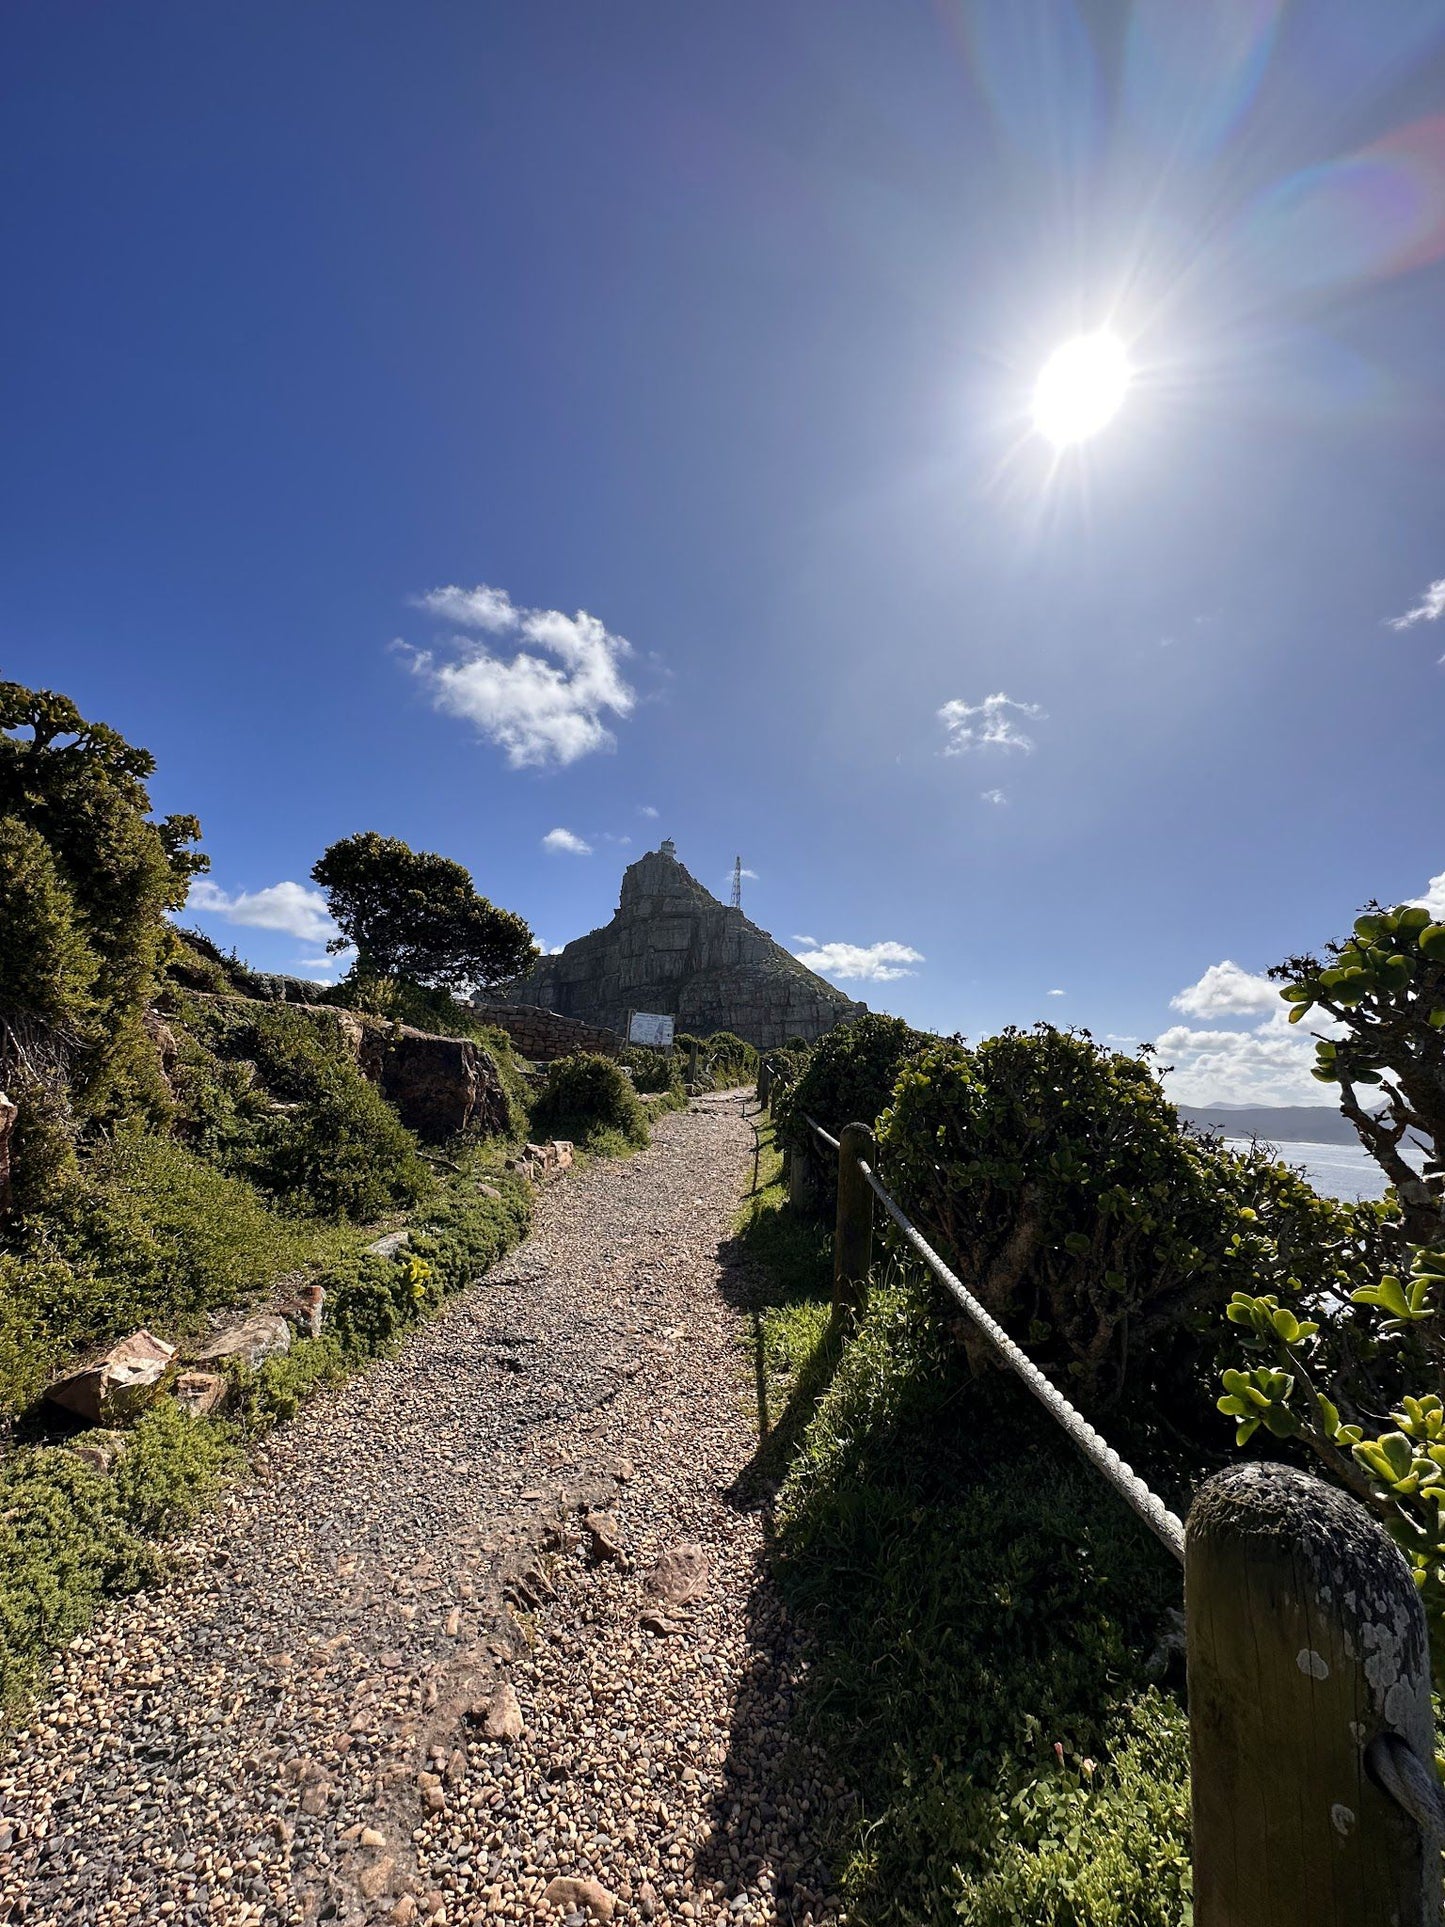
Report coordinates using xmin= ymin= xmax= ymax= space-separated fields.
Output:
xmin=1033 ymin=332 xmax=1130 ymax=447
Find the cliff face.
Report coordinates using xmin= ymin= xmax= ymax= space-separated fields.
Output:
xmin=495 ymin=844 xmax=865 ymax=1049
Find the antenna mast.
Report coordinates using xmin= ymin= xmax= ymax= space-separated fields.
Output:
xmin=730 ymin=855 xmax=743 ymax=911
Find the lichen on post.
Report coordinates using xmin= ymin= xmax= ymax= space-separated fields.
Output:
xmin=1186 ymin=1460 xmax=1443 ymax=1926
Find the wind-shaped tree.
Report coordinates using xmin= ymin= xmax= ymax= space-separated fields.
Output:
xmin=311 ymin=831 xmax=535 ymax=994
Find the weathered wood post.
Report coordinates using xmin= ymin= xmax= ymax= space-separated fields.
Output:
xmin=787 ymin=1123 xmax=818 ymax=1213
xmin=758 ymin=1058 xmax=773 ymax=1108
xmin=833 ymin=1123 xmax=876 ymax=1319
xmin=688 ymin=1038 xmax=700 ymax=1086
xmin=1187 ymin=1461 xmax=1443 ymax=1927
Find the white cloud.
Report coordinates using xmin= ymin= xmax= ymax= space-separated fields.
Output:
xmin=296 ymin=953 xmax=350 ymax=976
xmin=938 ymin=693 xmax=1043 ymax=756
xmin=980 ymin=788 xmax=1008 ymax=804
xmin=1171 ymin=959 xmax=1279 ymax=1018
xmin=188 ymin=878 xmax=338 ymax=945
xmin=1156 ymin=971 xmax=1349 ymax=1104
xmin=1388 ymin=578 xmax=1445 ymax=630
xmin=724 ymin=866 xmax=759 ymax=886
xmin=404 ymin=582 xmax=636 ymax=768
xmin=792 ymin=933 xmax=818 ymax=947
xmin=418 ymin=584 xmax=518 ymax=632
xmin=638 ymin=804 xmax=659 ymax=819
xmin=795 ymin=939 xmax=924 ymax=983
xmin=1155 ymin=1005 xmax=1338 ymax=1107
xmin=1412 ymin=871 xmax=1445 ymax=920
xmin=1047 ymin=988 xmax=1065 ymax=997
xmin=542 ymin=827 xmax=592 ymax=855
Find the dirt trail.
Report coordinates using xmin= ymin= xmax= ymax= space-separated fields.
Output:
xmin=0 ymin=1095 xmax=846 ymax=1927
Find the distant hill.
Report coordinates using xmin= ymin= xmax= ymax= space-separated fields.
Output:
xmin=1177 ymin=1104 xmax=1365 ymax=1147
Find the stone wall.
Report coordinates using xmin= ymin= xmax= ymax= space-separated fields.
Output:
xmin=492 ymin=844 xmax=866 ymax=1050
xmin=474 ymin=1005 xmax=624 ymax=1063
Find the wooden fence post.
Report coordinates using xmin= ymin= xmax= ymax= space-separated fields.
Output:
xmin=787 ymin=1130 xmax=818 ymax=1213
xmin=758 ymin=1059 xmax=773 ymax=1107
xmin=1187 ymin=1460 xmax=1442 ymax=1927
xmin=688 ymin=1039 xmax=700 ymax=1086
xmin=833 ymin=1122 xmax=876 ymax=1319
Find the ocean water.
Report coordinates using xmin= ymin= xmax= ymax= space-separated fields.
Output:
xmin=1224 ymin=1137 xmax=1418 ymax=1204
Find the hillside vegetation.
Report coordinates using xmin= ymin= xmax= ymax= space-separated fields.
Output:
xmin=747 ymin=936 xmax=1441 ymax=1920
xmin=0 ymin=679 xmax=679 ymax=1708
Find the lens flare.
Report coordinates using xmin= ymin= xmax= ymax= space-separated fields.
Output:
xmin=1032 ymin=333 xmax=1130 ymax=446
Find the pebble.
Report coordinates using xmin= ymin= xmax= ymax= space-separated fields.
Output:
xmin=0 ymin=1095 xmax=845 ymax=1923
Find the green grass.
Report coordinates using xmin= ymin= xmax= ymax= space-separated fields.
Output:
xmin=739 ymin=1110 xmax=1192 ymax=1927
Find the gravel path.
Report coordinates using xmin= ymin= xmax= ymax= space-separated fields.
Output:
xmin=0 ymin=1096 xmax=846 ymax=1927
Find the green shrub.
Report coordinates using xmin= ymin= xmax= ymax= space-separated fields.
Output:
xmin=0 ymin=683 xmax=204 ymax=1139
xmin=240 ymin=1006 xmax=432 ymax=1218
xmin=531 ymin=1052 xmax=648 ymax=1149
xmin=0 ymin=1404 xmax=233 ymax=1708
xmin=879 ymin=1027 xmax=1390 ymax=1417
xmin=702 ymin=1030 xmax=758 ymax=1087
xmin=771 ymin=1273 xmax=1188 ymax=1923
xmin=776 ymin=1011 xmax=932 ymax=1184
xmin=622 ymin=1045 xmax=683 ymax=1095
xmin=953 ymin=1693 xmax=1192 ymax=1926
xmin=324 ymin=1167 xmax=533 ymax=1359
xmin=757 ymin=1043 xmax=810 ymax=1106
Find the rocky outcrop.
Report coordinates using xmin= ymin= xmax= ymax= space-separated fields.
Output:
xmin=490 ymin=843 xmax=865 ymax=1049
xmin=357 ymin=1025 xmax=511 ymax=1142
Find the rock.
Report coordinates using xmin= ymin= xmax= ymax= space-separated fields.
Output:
xmin=47 ymin=1330 xmax=176 ymax=1425
xmin=473 ymin=1680 xmax=523 ymax=1741
xmin=358 ymin=1855 xmax=395 ymax=1900
xmin=366 ymin=1231 xmax=411 ymax=1259
xmin=359 ymin=1827 xmax=387 ymax=1848
xmin=542 ymin=1877 xmax=616 ymax=1922
xmin=299 ymin=1282 xmax=325 ymax=1338
xmin=358 ymin=1026 xmax=511 ymax=1142
xmin=611 ymin=1457 xmax=634 ymax=1483
xmin=172 ymin=1370 xmax=227 ymax=1417
xmin=639 ymin=1610 xmax=677 ymax=1638
xmin=192 ymin=1310 xmax=294 ymax=1372
xmin=489 ymin=843 xmax=866 ymax=1048
xmin=583 ymin=1513 xmax=624 ymax=1565
xmin=64 ymin=1428 xmax=129 ymax=1474
xmin=192 ymin=1312 xmax=291 ymax=1371
xmin=300 ymin=1778 xmax=332 ymax=1816
xmin=644 ymin=1543 xmax=710 ymax=1607
xmin=552 ymin=1140 xmax=574 ymax=1171
xmin=638 ymin=1882 xmax=659 ymax=1921
xmin=390 ymin=1899 xmax=418 ymax=1926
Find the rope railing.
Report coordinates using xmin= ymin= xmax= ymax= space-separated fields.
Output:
xmin=784 ymin=1106 xmax=1445 ymax=1919
xmin=856 ymin=1152 xmax=1186 ymax=1561
xmin=803 ymin=1114 xmax=1183 ymax=1560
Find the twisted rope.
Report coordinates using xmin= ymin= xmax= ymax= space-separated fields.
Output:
xmin=1367 ymin=1731 xmax=1445 ymax=1839
xmin=800 ymin=1115 xmax=1184 ymax=1562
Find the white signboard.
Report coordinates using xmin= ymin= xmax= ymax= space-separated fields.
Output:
xmin=628 ymin=1011 xmax=675 ymax=1048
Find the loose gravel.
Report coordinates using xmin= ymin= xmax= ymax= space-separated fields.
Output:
xmin=0 ymin=1095 xmax=847 ymax=1927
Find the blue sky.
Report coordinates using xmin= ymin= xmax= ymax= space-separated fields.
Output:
xmin=4 ymin=0 xmax=1443 ymax=1104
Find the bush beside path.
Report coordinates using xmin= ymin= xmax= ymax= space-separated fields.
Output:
xmin=0 ymin=1094 xmax=845 ymax=1927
